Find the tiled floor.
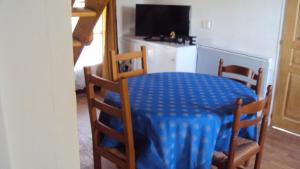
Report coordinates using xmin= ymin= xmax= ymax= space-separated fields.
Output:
xmin=77 ymin=93 xmax=300 ymax=169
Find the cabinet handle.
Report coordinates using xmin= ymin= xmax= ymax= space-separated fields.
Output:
xmin=171 ymin=58 xmax=175 ymax=62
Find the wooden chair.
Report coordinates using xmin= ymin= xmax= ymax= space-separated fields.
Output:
xmin=111 ymin=46 xmax=147 ymax=81
xmin=84 ymin=66 xmax=135 ymax=169
xmin=212 ymin=85 xmax=273 ymax=169
xmin=218 ymin=59 xmax=263 ymax=97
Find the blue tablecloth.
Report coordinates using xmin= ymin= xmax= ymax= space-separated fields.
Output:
xmin=100 ymin=73 xmax=257 ymax=169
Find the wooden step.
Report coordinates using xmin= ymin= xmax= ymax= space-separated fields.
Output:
xmin=73 ymin=39 xmax=82 ymax=47
xmin=72 ymin=8 xmax=97 ymax=17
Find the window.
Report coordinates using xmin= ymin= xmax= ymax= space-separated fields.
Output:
xmin=72 ymin=0 xmax=104 ymax=89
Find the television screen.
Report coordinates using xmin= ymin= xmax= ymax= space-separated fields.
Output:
xmin=135 ymin=4 xmax=190 ymax=37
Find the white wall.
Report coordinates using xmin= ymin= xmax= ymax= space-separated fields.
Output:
xmin=140 ymin=0 xmax=284 ymax=60
xmin=117 ymin=0 xmax=137 ymax=52
xmin=0 ymin=98 xmax=11 ymax=169
xmin=0 ymin=0 xmax=80 ymax=169
xmin=117 ymin=0 xmax=135 ymax=37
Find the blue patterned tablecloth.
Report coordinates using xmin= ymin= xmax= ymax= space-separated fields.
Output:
xmin=100 ymin=73 xmax=257 ymax=169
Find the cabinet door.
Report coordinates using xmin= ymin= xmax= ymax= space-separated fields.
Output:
xmin=148 ymin=46 xmax=176 ymax=73
xmin=145 ymin=46 xmax=157 ymax=73
xmin=176 ymin=46 xmax=197 ymax=72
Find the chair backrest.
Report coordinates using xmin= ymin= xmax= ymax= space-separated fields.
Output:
xmin=111 ymin=46 xmax=147 ymax=81
xmin=218 ymin=58 xmax=263 ymax=97
xmin=84 ymin=66 xmax=135 ymax=169
xmin=227 ymin=85 xmax=273 ymax=168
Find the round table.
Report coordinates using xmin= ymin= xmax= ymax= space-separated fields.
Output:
xmin=101 ymin=72 xmax=257 ymax=169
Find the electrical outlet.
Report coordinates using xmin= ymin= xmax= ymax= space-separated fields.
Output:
xmin=200 ymin=20 xmax=212 ymax=30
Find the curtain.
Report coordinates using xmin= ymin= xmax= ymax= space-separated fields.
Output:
xmin=102 ymin=0 xmax=118 ymax=80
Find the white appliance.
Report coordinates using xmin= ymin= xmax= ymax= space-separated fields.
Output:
xmin=197 ymin=45 xmax=273 ymax=96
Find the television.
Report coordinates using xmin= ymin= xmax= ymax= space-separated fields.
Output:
xmin=135 ymin=4 xmax=190 ymax=37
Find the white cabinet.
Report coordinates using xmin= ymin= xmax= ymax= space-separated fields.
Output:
xmin=120 ymin=36 xmax=197 ymax=73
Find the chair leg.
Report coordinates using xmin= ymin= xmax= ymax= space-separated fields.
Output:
xmin=254 ymin=152 xmax=263 ymax=169
xmin=244 ymin=160 xmax=250 ymax=167
xmin=94 ymin=154 xmax=102 ymax=169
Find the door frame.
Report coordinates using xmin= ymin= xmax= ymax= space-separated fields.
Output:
xmin=269 ymin=0 xmax=287 ymax=124
xmin=271 ymin=0 xmax=300 ymax=135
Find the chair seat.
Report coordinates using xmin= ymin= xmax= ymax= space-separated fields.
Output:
xmin=213 ymin=137 xmax=260 ymax=168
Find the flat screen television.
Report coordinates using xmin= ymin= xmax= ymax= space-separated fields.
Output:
xmin=135 ymin=4 xmax=190 ymax=37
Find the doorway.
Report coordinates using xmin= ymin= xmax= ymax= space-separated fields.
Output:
xmin=272 ymin=0 xmax=300 ymax=135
